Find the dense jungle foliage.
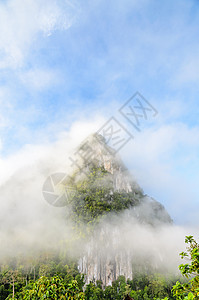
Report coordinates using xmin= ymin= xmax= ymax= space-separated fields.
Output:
xmin=0 ymin=256 xmax=178 ymax=300
xmin=0 ymin=236 xmax=198 ymax=299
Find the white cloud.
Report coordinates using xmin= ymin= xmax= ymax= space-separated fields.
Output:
xmin=0 ymin=0 xmax=77 ymax=69
xmin=0 ymin=118 xmax=106 ymax=257
xmin=19 ymin=68 xmax=57 ymax=90
xmin=121 ymin=122 xmax=199 ymax=225
xmin=0 ymin=117 xmax=103 ymax=185
xmin=0 ymin=117 xmax=198 ymax=262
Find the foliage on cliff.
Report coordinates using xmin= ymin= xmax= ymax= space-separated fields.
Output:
xmin=67 ymin=166 xmax=141 ymax=229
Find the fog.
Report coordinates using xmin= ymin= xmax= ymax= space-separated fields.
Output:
xmin=0 ymin=123 xmax=197 ymax=276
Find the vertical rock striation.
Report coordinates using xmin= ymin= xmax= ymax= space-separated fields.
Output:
xmin=70 ymin=133 xmax=172 ymax=285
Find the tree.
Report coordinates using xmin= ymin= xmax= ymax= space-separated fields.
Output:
xmin=172 ymin=236 xmax=199 ymax=299
xmin=84 ymin=280 xmax=104 ymax=299
xmin=13 ymin=275 xmax=85 ymax=300
xmin=2 ymin=269 xmax=23 ymax=299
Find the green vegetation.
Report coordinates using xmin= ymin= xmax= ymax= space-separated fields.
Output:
xmin=0 ymin=236 xmax=198 ymax=299
xmin=0 ymin=262 xmax=177 ymax=300
xmin=172 ymin=236 xmax=199 ymax=299
xmin=69 ymin=166 xmax=140 ymax=229
xmin=15 ymin=276 xmax=85 ymax=300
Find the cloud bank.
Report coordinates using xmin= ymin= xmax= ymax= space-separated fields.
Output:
xmin=0 ymin=120 xmax=197 ymax=276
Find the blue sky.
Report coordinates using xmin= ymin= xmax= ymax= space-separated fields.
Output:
xmin=0 ymin=0 xmax=199 ymax=226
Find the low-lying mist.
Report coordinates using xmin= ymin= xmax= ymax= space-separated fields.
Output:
xmin=0 ymin=127 xmax=197 ymax=277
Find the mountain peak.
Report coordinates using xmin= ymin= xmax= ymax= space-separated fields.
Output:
xmin=69 ymin=133 xmax=172 ymax=226
xmin=73 ymin=133 xmax=142 ymax=194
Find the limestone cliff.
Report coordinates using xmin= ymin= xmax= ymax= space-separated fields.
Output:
xmin=68 ymin=133 xmax=172 ymax=285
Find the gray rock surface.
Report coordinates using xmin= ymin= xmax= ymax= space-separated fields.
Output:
xmin=73 ymin=133 xmax=172 ymax=285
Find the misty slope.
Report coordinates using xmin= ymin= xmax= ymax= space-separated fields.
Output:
xmin=65 ymin=133 xmax=173 ymax=285
xmin=67 ymin=133 xmax=172 ymax=227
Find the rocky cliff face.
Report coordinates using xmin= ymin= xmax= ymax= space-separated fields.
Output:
xmin=78 ymin=226 xmax=133 ymax=286
xmin=69 ymin=133 xmax=172 ymax=285
xmin=72 ymin=133 xmax=143 ymax=193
